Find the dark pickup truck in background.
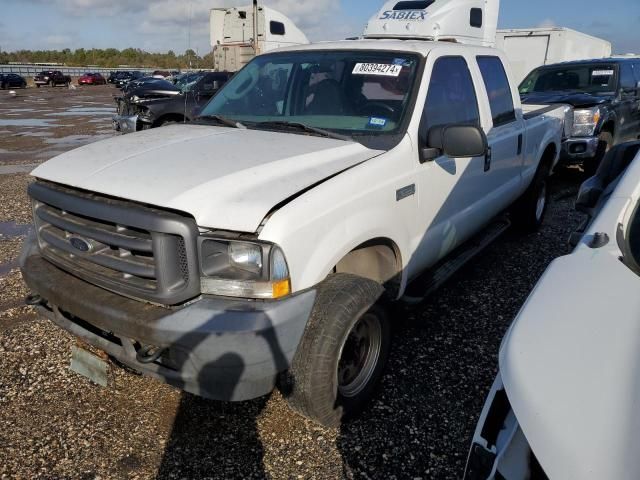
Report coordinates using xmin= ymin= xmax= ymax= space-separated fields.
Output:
xmin=520 ymin=57 xmax=640 ymax=174
xmin=34 ymin=70 xmax=71 ymax=88
xmin=112 ymin=71 xmax=231 ymax=133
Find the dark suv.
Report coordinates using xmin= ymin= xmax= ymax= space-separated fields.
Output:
xmin=520 ymin=58 xmax=640 ymax=174
xmin=0 ymin=73 xmax=27 ymax=89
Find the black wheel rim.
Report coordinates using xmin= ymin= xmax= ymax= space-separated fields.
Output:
xmin=337 ymin=313 xmax=382 ymax=398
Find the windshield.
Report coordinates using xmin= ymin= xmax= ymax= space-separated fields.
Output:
xmin=176 ymin=73 xmax=203 ymax=93
xmin=520 ymin=64 xmax=618 ymax=95
xmin=198 ymin=50 xmax=420 ymax=147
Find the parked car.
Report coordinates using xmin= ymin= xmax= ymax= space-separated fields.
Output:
xmin=152 ymin=70 xmax=171 ymax=79
xmin=20 ymin=2 xmax=570 ymax=427
xmin=464 ymin=140 xmax=640 ymax=480
xmin=113 ymin=72 xmax=231 ymax=133
xmin=0 ymin=73 xmax=27 ymax=89
xmin=114 ymin=71 xmax=144 ymax=89
xmin=78 ymin=73 xmax=106 ymax=86
xmin=34 ymin=70 xmax=71 ymax=88
xmin=520 ymin=57 xmax=640 ymax=174
xmin=107 ymin=71 xmax=126 ymax=84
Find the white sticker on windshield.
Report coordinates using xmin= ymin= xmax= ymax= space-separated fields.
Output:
xmin=592 ymin=70 xmax=614 ymax=76
xmin=352 ymin=63 xmax=403 ymax=77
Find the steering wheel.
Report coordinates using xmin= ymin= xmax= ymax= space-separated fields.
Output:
xmin=223 ymin=64 xmax=260 ymax=100
xmin=358 ymin=102 xmax=395 ymax=118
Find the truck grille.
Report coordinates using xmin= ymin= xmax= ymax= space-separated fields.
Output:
xmin=29 ymin=181 xmax=200 ymax=306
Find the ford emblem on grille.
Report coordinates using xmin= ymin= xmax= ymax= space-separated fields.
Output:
xmin=69 ymin=236 xmax=92 ymax=253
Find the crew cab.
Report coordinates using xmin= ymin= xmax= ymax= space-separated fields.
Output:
xmin=34 ymin=70 xmax=71 ymax=88
xmin=520 ymin=58 xmax=640 ymax=174
xmin=20 ymin=0 xmax=569 ymax=427
xmin=464 ymin=140 xmax=640 ymax=480
xmin=112 ymin=72 xmax=231 ymax=133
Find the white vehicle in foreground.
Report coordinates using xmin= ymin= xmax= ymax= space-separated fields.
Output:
xmin=21 ymin=0 xmax=568 ymax=427
xmin=464 ymin=140 xmax=640 ymax=479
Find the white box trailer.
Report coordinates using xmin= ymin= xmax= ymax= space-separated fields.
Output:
xmin=496 ymin=27 xmax=612 ymax=84
xmin=210 ymin=1 xmax=308 ymax=73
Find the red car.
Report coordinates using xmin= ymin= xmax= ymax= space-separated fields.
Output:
xmin=78 ymin=73 xmax=106 ymax=86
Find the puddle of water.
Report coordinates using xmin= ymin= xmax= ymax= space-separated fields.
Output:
xmin=0 ymin=222 xmax=33 ymax=238
xmin=0 ymin=119 xmax=55 ymax=127
xmin=46 ymin=107 xmax=115 ymax=118
xmin=0 ymin=164 xmax=39 ymax=175
xmin=45 ymin=134 xmax=113 ymax=146
xmin=13 ymin=131 xmax=53 ymax=138
xmin=0 ymin=259 xmax=19 ymax=278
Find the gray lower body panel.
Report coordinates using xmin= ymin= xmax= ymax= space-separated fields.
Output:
xmin=21 ymin=253 xmax=316 ymax=402
xmin=560 ymin=136 xmax=600 ymax=164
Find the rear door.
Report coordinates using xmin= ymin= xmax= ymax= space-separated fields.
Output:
xmin=500 ymin=34 xmax=550 ymax=84
xmin=475 ymin=56 xmax=526 ymax=208
xmin=619 ymin=62 xmax=640 ymax=142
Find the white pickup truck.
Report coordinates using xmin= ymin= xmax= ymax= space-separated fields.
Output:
xmin=19 ymin=6 xmax=569 ymax=427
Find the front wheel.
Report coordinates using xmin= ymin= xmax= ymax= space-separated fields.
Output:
xmin=584 ymin=131 xmax=613 ymax=177
xmin=512 ymin=161 xmax=551 ymax=232
xmin=283 ymin=274 xmax=390 ymax=428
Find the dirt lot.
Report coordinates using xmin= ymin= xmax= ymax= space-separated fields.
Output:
xmin=0 ymin=85 xmax=586 ymax=479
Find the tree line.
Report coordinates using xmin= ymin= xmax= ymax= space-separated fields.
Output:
xmin=0 ymin=48 xmax=214 ymax=69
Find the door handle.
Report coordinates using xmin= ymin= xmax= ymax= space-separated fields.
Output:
xmin=517 ymin=134 xmax=523 ymax=155
xmin=484 ymin=147 xmax=492 ymax=172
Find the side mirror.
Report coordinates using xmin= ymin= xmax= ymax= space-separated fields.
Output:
xmin=421 ymin=125 xmax=488 ymax=162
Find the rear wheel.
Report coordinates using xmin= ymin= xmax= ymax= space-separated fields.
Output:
xmin=512 ymin=160 xmax=551 ymax=232
xmin=283 ymin=274 xmax=390 ymax=428
xmin=584 ymin=131 xmax=613 ymax=177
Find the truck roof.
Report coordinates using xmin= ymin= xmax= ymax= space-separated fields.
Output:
xmin=272 ymin=38 xmax=497 ymax=57
xmin=538 ymin=57 xmax=639 ymax=68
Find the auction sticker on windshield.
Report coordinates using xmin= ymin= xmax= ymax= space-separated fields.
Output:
xmin=592 ymin=70 xmax=614 ymax=76
xmin=353 ymin=63 xmax=403 ymax=77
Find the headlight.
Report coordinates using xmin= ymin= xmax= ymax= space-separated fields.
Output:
xmin=131 ymin=95 xmax=141 ymax=103
xmin=572 ymin=107 xmax=601 ymax=137
xmin=199 ymin=238 xmax=291 ymax=299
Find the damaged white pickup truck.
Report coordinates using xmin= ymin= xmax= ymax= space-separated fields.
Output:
xmin=20 ymin=7 xmax=569 ymax=426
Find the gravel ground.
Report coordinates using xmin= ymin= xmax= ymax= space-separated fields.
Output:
xmin=0 ymin=86 xmax=587 ymax=479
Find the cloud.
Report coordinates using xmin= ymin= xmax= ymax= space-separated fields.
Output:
xmin=536 ymin=18 xmax=557 ymax=29
xmin=19 ymin=0 xmax=357 ymax=52
xmin=44 ymin=35 xmax=73 ymax=47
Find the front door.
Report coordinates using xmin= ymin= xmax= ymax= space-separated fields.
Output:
xmin=412 ymin=54 xmax=491 ymax=274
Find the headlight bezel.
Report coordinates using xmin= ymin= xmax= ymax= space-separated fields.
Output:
xmin=198 ymin=236 xmax=291 ymax=300
xmin=572 ymin=107 xmax=602 ymax=137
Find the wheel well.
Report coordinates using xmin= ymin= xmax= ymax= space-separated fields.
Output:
xmin=602 ymin=121 xmax=615 ymax=136
xmin=334 ymin=239 xmax=402 ymax=295
xmin=154 ymin=114 xmax=186 ymax=127
xmin=540 ymin=143 xmax=557 ymax=170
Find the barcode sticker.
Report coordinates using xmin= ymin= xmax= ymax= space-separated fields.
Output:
xmin=352 ymin=63 xmax=403 ymax=77
xmin=592 ymin=70 xmax=614 ymax=76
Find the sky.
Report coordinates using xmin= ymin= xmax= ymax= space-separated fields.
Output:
xmin=0 ymin=0 xmax=638 ymax=55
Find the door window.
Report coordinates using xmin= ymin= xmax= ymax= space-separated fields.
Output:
xmin=420 ymin=56 xmax=480 ymax=144
xmin=477 ymin=56 xmax=516 ymax=127
xmin=620 ymin=63 xmax=637 ymax=94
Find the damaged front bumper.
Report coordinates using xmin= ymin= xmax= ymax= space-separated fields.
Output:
xmin=464 ymin=375 xmax=543 ymax=480
xmin=20 ymin=241 xmax=316 ymax=402
xmin=112 ymin=114 xmax=139 ymax=134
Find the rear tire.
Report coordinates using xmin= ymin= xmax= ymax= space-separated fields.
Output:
xmin=512 ymin=161 xmax=551 ymax=233
xmin=584 ymin=131 xmax=613 ymax=177
xmin=282 ymin=274 xmax=390 ymax=428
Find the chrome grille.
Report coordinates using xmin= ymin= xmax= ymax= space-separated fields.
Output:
xmin=29 ymin=182 xmax=200 ymax=305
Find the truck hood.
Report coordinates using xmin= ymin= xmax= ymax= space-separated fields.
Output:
xmin=32 ymin=124 xmax=381 ymax=232
xmin=521 ymin=91 xmax=613 ymax=109
xmin=500 ymin=237 xmax=640 ymax=479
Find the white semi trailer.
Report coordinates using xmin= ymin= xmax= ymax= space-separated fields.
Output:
xmin=210 ymin=1 xmax=308 ymax=72
xmin=496 ymin=27 xmax=613 ymax=84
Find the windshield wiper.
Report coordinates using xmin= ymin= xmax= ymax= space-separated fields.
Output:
xmin=255 ymin=121 xmax=351 ymax=141
xmin=197 ymin=115 xmax=246 ymax=129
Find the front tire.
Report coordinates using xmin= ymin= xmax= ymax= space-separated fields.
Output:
xmin=584 ymin=131 xmax=613 ymax=177
xmin=283 ymin=274 xmax=390 ymax=428
xmin=512 ymin=161 xmax=551 ymax=232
